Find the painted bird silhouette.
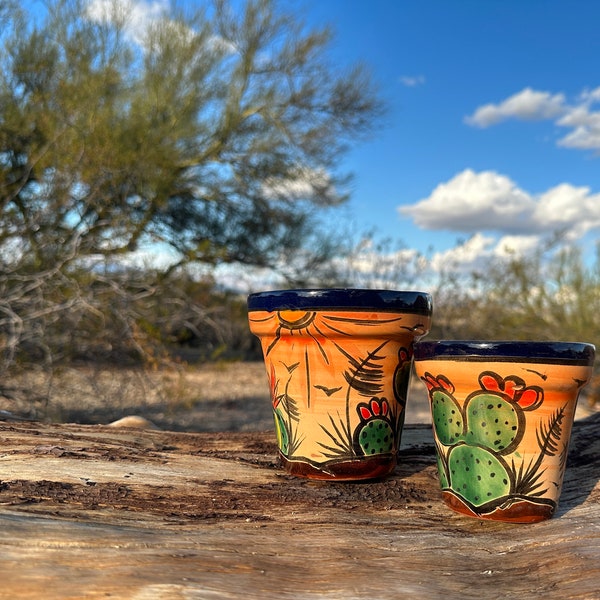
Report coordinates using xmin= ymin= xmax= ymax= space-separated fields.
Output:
xmin=314 ymin=384 xmax=342 ymax=396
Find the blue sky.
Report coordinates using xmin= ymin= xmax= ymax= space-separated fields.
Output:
xmin=302 ymin=0 xmax=600 ymax=274
xmin=20 ymin=0 xmax=600 ymax=285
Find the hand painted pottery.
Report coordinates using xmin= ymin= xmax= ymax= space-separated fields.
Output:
xmin=413 ymin=340 xmax=595 ymax=523
xmin=248 ymin=289 xmax=432 ymax=480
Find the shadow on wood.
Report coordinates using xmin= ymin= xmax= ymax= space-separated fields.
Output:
xmin=0 ymin=414 xmax=598 ymax=599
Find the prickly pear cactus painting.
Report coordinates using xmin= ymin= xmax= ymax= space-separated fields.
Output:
xmin=421 ymin=370 xmax=574 ymax=522
xmin=354 ymin=398 xmax=395 ymax=456
xmin=249 ymin=307 xmax=429 ymax=480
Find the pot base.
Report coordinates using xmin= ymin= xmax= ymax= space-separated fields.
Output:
xmin=280 ymin=453 xmax=397 ymax=481
xmin=441 ymin=490 xmax=556 ymax=523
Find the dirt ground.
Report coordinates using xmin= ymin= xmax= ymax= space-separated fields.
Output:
xmin=0 ymin=361 xmax=597 ymax=432
xmin=0 ymin=362 xmax=431 ymax=431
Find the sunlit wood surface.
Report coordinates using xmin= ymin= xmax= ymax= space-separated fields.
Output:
xmin=0 ymin=415 xmax=598 ymax=599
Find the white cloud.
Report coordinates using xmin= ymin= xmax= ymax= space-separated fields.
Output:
xmin=116 ymin=242 xmax=181 ymax=270
xmin=429 ymin=232 xmax=494 ymax=272
xmin=400 ymin=168 xmax=600 ymax=239
xmin=556 ymin=105 xmax=600 ymax=150
xmin=533 ymin=183 xmax=600 ymax=237
xmin=86 ymin=0 xmax=237 ymax=57
xmin=207 ymin=35 xmax=237 ymax=55
xmin=428 ymin=232 xmax=542 ymax=275
xmin=400 ymin=169 xmax=535 ymax=233
xmin=86 ymin=0 xmax=169 ymax=46
xmin=400 ymin=75 xmax=425 ymax=87
xmin=492 ymin=234 xmax=542 ymax=257
xmin=261 ymin=167 xmax=341 ymax=203
xmin=465 ymin=85 xmax=600 ymax=152
xmin=579 ymin=86 xmax=600 ymax=103
xmin=465 ymin=87 xmax=566 ymax=128
xmin=347 ymin=241 xmax=422 ymax=273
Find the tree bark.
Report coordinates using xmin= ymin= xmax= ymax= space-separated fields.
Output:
xmin=0 ymin=415 xmax=598 ymax=599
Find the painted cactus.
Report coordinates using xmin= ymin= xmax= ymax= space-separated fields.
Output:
xmin=421 ymin=371 xmax=554 ymax=517
xmin=354 ymin=398 xmax=395 ymax=456
xmin=414 ymin=340 xmax=595 ymax=522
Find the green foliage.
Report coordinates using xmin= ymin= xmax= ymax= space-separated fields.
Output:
xmin=0 ymin=0 xmax=381 ymax=272
xmin=431 ymin=244 xmax=600 ymax=350
xmin=2 ymin=0 xmax=599 ymax=418
xmin=0 ymin=0 xmax=382 ymax=394
xmin=429 ymin=242 xmax=600 ymax=406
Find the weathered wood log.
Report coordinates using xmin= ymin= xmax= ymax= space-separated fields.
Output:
xmin=0 ymin=415 xmax=598 ymax=599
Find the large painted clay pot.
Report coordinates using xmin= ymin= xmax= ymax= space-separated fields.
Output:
xmin=248 ymin=289 xmax=432 ymax=480
xmin=413 ymin=340 xmax=595 ymax=523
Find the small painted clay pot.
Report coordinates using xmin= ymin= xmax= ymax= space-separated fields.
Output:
xmin=248 ymin=289 xmax=432 ymax=480
xmin=413 ymin=340 xmax=595 ymax=523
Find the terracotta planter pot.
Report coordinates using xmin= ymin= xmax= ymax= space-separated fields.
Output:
xmin=414 ymin=340 xmax=595 ymax=523
xmin=248 ymin=289 xmax=432 ymax=480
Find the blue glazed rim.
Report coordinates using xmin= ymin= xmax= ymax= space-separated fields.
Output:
xmin=414 ymin=340 xmax=595 ymax=365
xmin=247 ymin=288 xmax=432 ymax=315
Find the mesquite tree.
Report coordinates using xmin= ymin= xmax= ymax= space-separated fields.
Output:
xmin=0 ymin=0 xmax=382 ymax=391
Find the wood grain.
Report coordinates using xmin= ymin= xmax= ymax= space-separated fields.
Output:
xmin=0 ymin=415 xmax=598 ymax=599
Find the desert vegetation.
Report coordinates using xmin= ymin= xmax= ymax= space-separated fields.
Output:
xmin=1 ymin=0 xmax=598 ymax=429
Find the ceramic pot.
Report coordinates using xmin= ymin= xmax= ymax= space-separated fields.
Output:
xmin=413 ymin=340 xmax=595 ymax=523
xmin=248 ymin=289 xmax=432 ymax=480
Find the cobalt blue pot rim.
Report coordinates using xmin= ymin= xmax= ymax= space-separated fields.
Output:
xmin=247 ymin=288 xmax=433 ymax=315
xmin=414 ymin=340 xmax=595 ymax=365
